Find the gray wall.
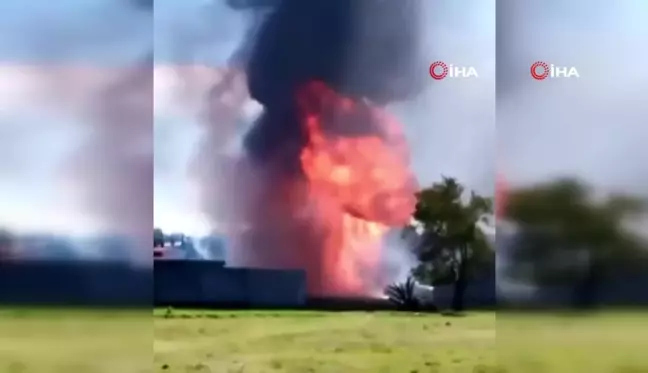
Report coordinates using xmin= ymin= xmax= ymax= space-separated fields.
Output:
xmin=3 ymin=259 xmax=643 ymax=309
xmin=0 ymin=260 xmax=151 ymax=306
xmin=427 ymin=266 xmax=648 ymax=309
xmin=498 ymin=268 xmax=648 ymax=308
xmin=0 ymin=259 xmax=304 ymax=308
xmin=154 ymin=260 xmax=307 ymax=307
xmin=527 ymin=272 xmax=648 ymax=307
xmin=433 ymin=270 xmax=497 ymax=309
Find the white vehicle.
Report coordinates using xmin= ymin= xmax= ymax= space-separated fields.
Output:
xmin=412 ymin=282 xmax=435 ymax=305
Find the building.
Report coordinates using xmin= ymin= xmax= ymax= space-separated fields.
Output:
xmin=153 ymin=233 xmax=307 ymax=308
xmin=154 ymin=231 xmax=227 ymax=260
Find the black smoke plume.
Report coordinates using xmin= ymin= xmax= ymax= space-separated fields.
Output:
xmin=242 ymin=0 xmax=423 ymax=160
xmin=210 ymin=0 xmax=424 ymax=293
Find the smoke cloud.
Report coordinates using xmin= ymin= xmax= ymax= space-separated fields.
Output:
xmin=497 ymin=0 xmax=648 ymax=195
xmin=155 ymin=0 xmax=495 ymax=292
xmin=155 ymin=0 xmax=496 ymax=291
xmin=0 ymin=0 xmax=152 ymax=262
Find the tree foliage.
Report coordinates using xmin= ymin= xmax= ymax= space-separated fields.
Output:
xmin=385 ymin=277 xmax=420 ymax=310
xmin=504 ymin=177 xmax=648 ymax=286
xmin=409 ymin=177 xmax=494 ymax=310
xmin=153 ymin=228 xmax=164 ymax=248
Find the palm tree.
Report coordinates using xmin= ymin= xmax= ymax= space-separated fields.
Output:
xmin=411 ymin=177 xmax=494 ymax=311
xmin=385 ymin=277 xmax=420 ymax=310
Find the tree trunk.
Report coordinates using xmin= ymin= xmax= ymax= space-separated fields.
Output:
xmin=572 ymin=259 xmax=602 ymax=309
xmin=452 ymin=248 xmax=469 ymax=311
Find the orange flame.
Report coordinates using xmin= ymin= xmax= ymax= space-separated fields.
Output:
xmin=296 ymin=81 xmax=418 ymax=295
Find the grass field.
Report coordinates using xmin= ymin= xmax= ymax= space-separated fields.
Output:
xmin=498 ymin=311 xmax=648 ymax=373
xmin=1 ymin=308 xmax=646 ymax=372
xmin=154 ymin=309 xmax=648 ymax=373
xmin=0 ymin=308 xmax=150 ymax=373
xmin=154 ymin=309 xmax=495 ymax=372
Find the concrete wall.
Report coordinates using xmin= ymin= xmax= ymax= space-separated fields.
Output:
xmin=0 ymin=259 xmax=307 ymax=308
xmin=0 ymin=260 xmax=151 ymax=306
xmin=597 ymin=272 xmax=648 ymax=305
xmin=433 ymin=269 xmax=648 ymax=309
xmin=524 ymin=272 xmax=648 ymax=307
xmin=433 ymin=270 xmax=497 ymax=309
xmin=4 ymin=259 xmax=643 ymax=309
xmin=154 ymin=260 xmax=307 ymax=308
xmin=498 ymin=268 xmax=648 ymax=308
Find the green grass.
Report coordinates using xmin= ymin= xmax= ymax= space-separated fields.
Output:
xmin=0 ymin=308 xmax=151 ymax=373
xmin=154 ymin=309 xmax=496 ymax=372
xmin=498 ymin=311 xmax=648 ymax=373
xmin=2 ymin=308 xmax=646 ymax=372
xmin=155 ymin=309 xmax=648 ymax=372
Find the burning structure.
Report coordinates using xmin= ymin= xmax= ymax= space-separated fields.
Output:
xmin=200 ymin=0 xmax=425 ymax=297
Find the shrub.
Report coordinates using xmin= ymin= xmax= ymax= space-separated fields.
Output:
xmin=385 ymin=277 xmax=420 ymax=311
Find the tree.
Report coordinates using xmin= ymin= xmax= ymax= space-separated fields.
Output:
xmin=410 ymin=177 xmax=494 ymax=311
xmin=385 ymin=277 xmax=420 ymax=311
xmin=504 ymin=177 xmax=647 ymax=307
xmin=0 ymin=228 xmax=13 ymax=258
xmin=153 ymin=228 xmax=165 ymax=248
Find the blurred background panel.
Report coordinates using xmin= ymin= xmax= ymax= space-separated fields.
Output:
xmin=496 ymin=0 xmax=648 ymax=371
xmin=0 ymin=0 xmax=152 ymax=371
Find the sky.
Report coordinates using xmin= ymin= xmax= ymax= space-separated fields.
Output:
xmin=152 ymin=0 xmax=497 ymax=235
xmin=0 ymin=0 xmax=150 ymax=235
xmin=1 ymin=0 xmax=646 ymax=236
xmin=497 ymin=0 xmax=648 ymax=195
